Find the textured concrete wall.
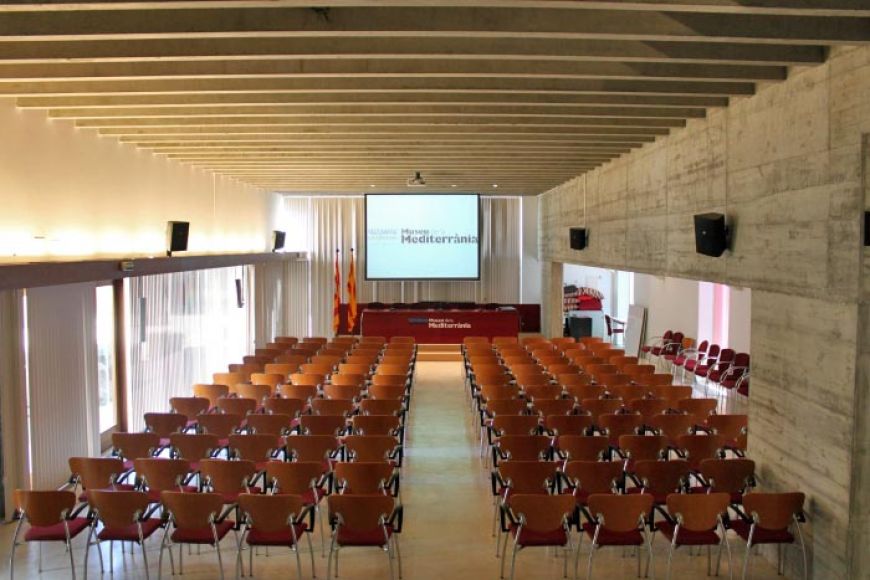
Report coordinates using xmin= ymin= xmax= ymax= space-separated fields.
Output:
xmin=539 ymin=45 xmax=870 ymax=579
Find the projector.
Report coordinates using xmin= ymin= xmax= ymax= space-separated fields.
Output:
xmin=406 ymin=171 xmax=426 ymax=187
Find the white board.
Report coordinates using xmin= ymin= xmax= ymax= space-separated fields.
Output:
xmin=624 ymin=304 xmax=647 ymax=357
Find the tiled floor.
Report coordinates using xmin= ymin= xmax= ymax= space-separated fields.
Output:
xmin=1 ymin=361 xmax=786 ymax=579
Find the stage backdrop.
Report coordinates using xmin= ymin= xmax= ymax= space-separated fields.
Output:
xmin=255 ymin=196 xmax=524 ymax=339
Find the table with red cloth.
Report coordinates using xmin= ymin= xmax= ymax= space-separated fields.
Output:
xmin=360 ymin=308 xmax=521 ymax=343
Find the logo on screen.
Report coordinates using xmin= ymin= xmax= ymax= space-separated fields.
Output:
xmin=401 ymin=229 xmax=478 ymax=245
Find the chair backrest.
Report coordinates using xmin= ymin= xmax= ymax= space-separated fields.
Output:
xmin=330 ymin=374 xmax=366 ymax=388
xmin=706 ymin=344 xmax=721 ymax=360
xmin=215 ymin=397 xmax=256 ymax=416
xmin=733 ymin=352 xmax=750 ymax=367
xmin=311 ymin=398 xmax=355 ymax=417
xmin=634 ymin=460 xmax=691 ymax=495
xmin=279 ymin=384 xmax=319 ymax=401
xmin=359 ymin=399 xmax=404 ymax=417
xmin=352 ymin=415 xmax=401 ymax=436
xmin=200 ymin=459 xmax=256 ymax=493
xmin=15 ymin=490 xmax=76 ymax=527
xmin=564 ymin=460 xmax=624 ymax=495
xmin=676 ymin=434 xmax=725 ymax=470
xmin=648 ymin=413 xmax=696 ymax=444
xmin=706 ymin=414 xmax=748 ymax=441
xmin=545 ymin=414 xmax=593 ymax=436
xmin=198 ymin=412 xmax=244 ymax=437
xmin=192 ymin=384 xmax=230 ymax=408
xmin=523 ymin=385 xmax=562 ymax=401
xmin=239 ymin=493 xmax=304 ymax=533
xmin=274 ymin=336 xmax=299 ymax=345
xmin=289 ymin=373 xmax=326 ymax=388
xmin=89 ymin=490 xmax=151 ymax=529
xmin=134 ymin=458 xmax=193 ymax=493
xmin=263 ymin=398 xmax=305 ymax=417
xmin=581 ymin=398 xmax=624 ymax=421
xmin=274 ymin=354 xmax=308 ymax=366
xmin=742 ymin=492 xmax=805 ymax=531
xmin=484 ymin=399 xmax=527 ymax=417
xmin=676 ymin=398 xmax=718 ymax=424
xmin=236 ymin=384 xmax=273 ymax=402
xmin=170 ymin=397 xmax=210 ymax=417
xmin=666 ymin=492 xmax=729 ymax=532
xmin=299 ymin=414 xmax=348 ymax=436
xmin=285 ymin=435 xmax=340 ymax=463
xmin=335 ymin=462 xmax=394 ymax=495
xmin=264 ymin=363 xmax=300 ymax=378
xmin=144 ymin=412 xmax=188 ymax=437
xmin=267 ymin=461 xmax=325 ymax=495
xmin=497 ymin=461 xmax=560 ymax=494
xmin=509 ymin=494 xmax=575 ymax=532
xmin=496 ymin=435 xmax=551 ymax=461
xmin=599 ymin=413 xmax=644 ymax=441
xmin=112 ymin=431 xmax=160 ymax=461
xmin=323 ymin=383 xmax=363 ymax=401
xmin=246 ymin=413 xmax=294 ymax=435
xmin=213 ymin=372 xmax=247 ymax=387
xmin=626 ymin=398 xmax=669 ymax=422
xmin=69 ymin=457 xmax=125 ymax=491
xmin=531 ymin=399 xmax=575 ymax=418
xmin=370 ymin=375 xmax=407 ymax=388
xmin=587 ymin=493 xmax=654 ymax=533
xmin=555 ymin=435 xmax=609 ymax=461
xmin=250 ymin=373 xmax=284 ymax=389
xmin=161 ymin=491 xmax=224 ymax=530
xmin=699 ymin=458 xmax=756 ymax=494
xmin=343 ymin=435 xmax=398 ymax=462
xmin=367 ymin=384 xmax=407 ymax=401
xmin=491 ymin=414 xmax=540 ymax=436
xmin=718 ymin=349 xmax=736 ymax=364
xmin=170 ymin=432 xmax=220 ymax=460
xmin=563 ymin=383 xmax=602 ymax=400
xmin=617 ymin=435 xmax=667 ymax=462
xmin=696 ymin=340 xmax=709 ymax=354
xmin=328 ymin=494 xmax=395 ymax=530
xmin=228 ymin=433 xmax=281 ymax=461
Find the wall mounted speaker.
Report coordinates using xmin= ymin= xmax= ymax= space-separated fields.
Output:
xmin=693 ymin=213 xmax=729 ymax=257
xmin=273 ymin=230 xmax=286 ymax=252
xmin=235 ymin=278 xmax=245 ymax=309
xmin=569 ymin=227 xmax=587 ymax=250
xmin=864 ymin=211 xmax=870 ymax=247
xmin=166 ymin=221 xmax=189 ymax=256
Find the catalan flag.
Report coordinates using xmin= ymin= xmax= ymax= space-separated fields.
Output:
xmin=332 ymin=249 xmax=341 ymax=335
xmin=346 ymin=248 xmax=358 ymax=332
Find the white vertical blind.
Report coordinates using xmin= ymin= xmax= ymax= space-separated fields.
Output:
xmin=277 ymin=195 xmax=522 ymax=337
xmin=126 ymin=267 xmax=250 ymax=431
xmin=26 ymin=283 xmax=99 ymax=489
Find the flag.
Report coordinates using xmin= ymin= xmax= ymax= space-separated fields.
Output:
xmin=346 ymin=248 xmax=358 ymax=332
xmin=332 ymin=249 xmax=341 ymax=335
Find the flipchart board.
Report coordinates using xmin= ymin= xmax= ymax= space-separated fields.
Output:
xmin=624 ymin=305 xmax=647 ymax=357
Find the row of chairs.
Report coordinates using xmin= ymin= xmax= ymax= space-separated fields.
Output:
xmin=11 ymin=335 xmax=414 ymax=580
xmin=463 ymin=335 xmax=807 ymax=580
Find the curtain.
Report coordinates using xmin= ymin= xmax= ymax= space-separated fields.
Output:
xmin=279 ymin=196 xmax=522 ymax=337
xmin=25 ymin=283 xmax=100 ymax=489
xmin=0 ymin=289 xmax=28 ymax=516
xmin=126 ymin=267 xmax=251 ymax=431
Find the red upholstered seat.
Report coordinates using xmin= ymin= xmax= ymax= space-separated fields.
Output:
xmin=246 ymin=524 xmax=309 ymax=547
xmin=729 ymin=520 xmax=794 ymax=544
xmin=24 ymin=518 xmax=91 ymax=542
xmin=582 ymin=522 xmax=644 ymax=546
xmin=510 ymin=525 xmax=567 ymax=546
xmin=336 ymin=524 xmax=393 ymax=546
xmin=657 ymin=521 xmax=720 ymax=546
xmin=98 ymin=518 xmax=163 ymax=542
xmin=172 ymin=520 xmax=235 ymax=544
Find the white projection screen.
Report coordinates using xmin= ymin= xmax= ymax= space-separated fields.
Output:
xmin=365 ymin=194 xmax=481 ymax=280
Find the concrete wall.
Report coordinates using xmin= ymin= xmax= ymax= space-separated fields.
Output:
xmin=521 ymin=196 xmax=543 ymax=304
xmin=0 ymin=98 xmax=280 ymax=262
xmin=539 ymin=45 xmax=870 ymax=578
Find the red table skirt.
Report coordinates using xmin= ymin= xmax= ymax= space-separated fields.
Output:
xmin=360 ymin=309 xmax=520 ymax=343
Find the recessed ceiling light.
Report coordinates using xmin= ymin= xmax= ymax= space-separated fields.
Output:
xmin=451 ymin=184 xmax=457 ymax=188
xmin=369 ymin=184 xmax=376 ymax=188
xmin=492 ymin=184 xmax=499 ymax=188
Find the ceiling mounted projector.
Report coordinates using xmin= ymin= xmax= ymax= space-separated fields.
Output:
xmin=406 ymin=171 xmax=426 ymax=187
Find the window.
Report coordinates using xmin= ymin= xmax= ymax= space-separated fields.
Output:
xmin=698 ymin=282 xmax=730 ymax=346
xmin=95 ymin=284 xmax=117 ymax=436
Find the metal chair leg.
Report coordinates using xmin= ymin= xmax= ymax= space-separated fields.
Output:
xmin=508 ymin=539 xmax=520 ymax=580
xmin=306 ymin=532 xmax=317 ymax=578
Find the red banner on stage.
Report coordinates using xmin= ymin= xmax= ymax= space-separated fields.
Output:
xmin=360 ymin=308 xmax=520 ymax=343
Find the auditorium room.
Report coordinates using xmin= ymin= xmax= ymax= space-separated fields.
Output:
xmin=1 ymin=2 xmax=869 ymax=579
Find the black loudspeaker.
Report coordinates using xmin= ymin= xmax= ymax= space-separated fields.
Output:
xmin=166 ymin=221 xmax=189 ymax=256
xmin=864 ymin=211 xmax=870 ymax=247
xmin=235 ymin=278 xmax=245 ymax=309
xmin=693 ymin=213 xmax=729 ymax=257
xmin=273 ymin=230 xmax=286 ymax=252
xmin=569 ymin=227 xmax=587 ymax=250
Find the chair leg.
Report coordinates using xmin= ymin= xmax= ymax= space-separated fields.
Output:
xmin=8 ymin=519 xmax=21 ymax=580
xmin=394 ymin=535 xmax=403 ymax=579
xmin=306 ymin=532 xmax=317 ymax=578
xmin=386 ymin=543 xmax=396 ymax=580
xmin=142 ymin=541 xmax=150 ymax=580
xmin=573 ymin=528 xmax=584 ymax=580
xmin=216 ymin=541 xmax=225 ymax=580
xmin=508 ymin=540 xmax=520 ymax=580
xmin=83 ymin=524 xmax=96 ymax=580
xmin=741 ymin=540 xmax=752 ymax=580
xmin=68 ymin=539 xmax=77 ymax=580
xmin=794 ymin=521 xmax=809 ymax=580
xmin=326 ymin=535 xmax=337 ymax=580
xmin=499 ymin=529 xmax=510 ymax=579
xmin=586 ymin=547 xmax=596 ymax=580
xmin=294 ymin=544 xmax=304 ymax=580
xmin=317 ymin=505 xmax=326 ymax=556
xmin=666 ymin=543 xmax=674 ymax=580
